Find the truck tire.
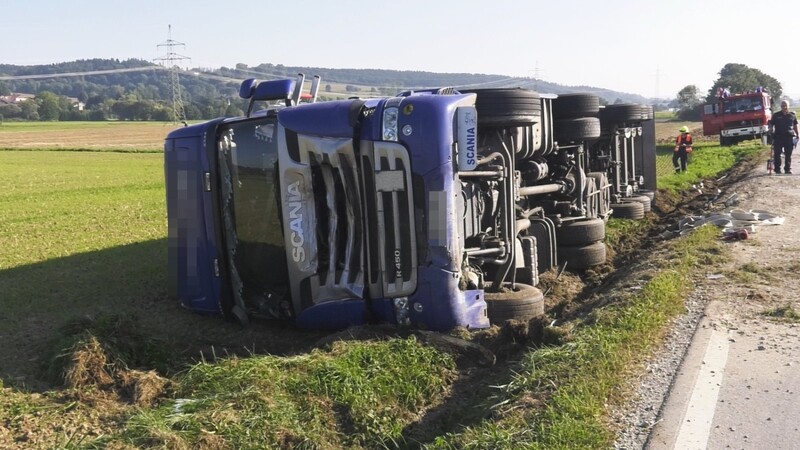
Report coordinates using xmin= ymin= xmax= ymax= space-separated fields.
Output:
xmin=638 ymin=189 xmax=656 ymax=201
xmin=485 ymin=283 xmax=545 ymax=324
xmin=556 ymin=218 xmax=605 ymax=246
xmin=623 ymin=194 xmax=651 ymax=212
xmin=601 ymin=104 xmax=642 ymax=123
xmin=637 ymin=104 xmax=650 ymax=120
xmin=558 ymin=241 xmax=607 ymax=270
xmin=460 ymin=88 xmax=541 ymax=126
xmin=642 ymin=105 xmax=654 ymax=120
xmin=610 ymin=201 xmax=644 ymax=219
xmin=553 ymin=93 xmax=600 ymax=119
xmin=554 ymin=117 xmax=601 ymax=142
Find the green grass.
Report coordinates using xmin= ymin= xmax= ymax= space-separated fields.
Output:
xmin=726 ymin=262 xmax=775 ymax=285
xmin=656 ymin=140 xmax=765 ymax=193
xmin=426 ymin=225 xmax=724 ymax=449
xmin=0 ymin=149 xmax=170 ymax=395
xmin=0 ymin=151 xmax=165 ymax=271
xmin=605 ymin=216 xmax=652 ymax=250
xmin=761 ymin=305 xmax=800 ymax=322
xmin=108 ymin=338 xmax=455 ymax=449
xmin=654 ymin=110 xmax=676 ymax=120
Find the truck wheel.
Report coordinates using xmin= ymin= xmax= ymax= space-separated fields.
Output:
xmin=638 ymin=189 xmax=656 ymax=200
xmin=610 ymin=201 xmax=644 ymax=219
xmin=558 ymin=241 xmax=607 ymax=270
xmin=485 ymin=283 xmax=545 ymax=324
xmin=460 ymin=88 xmax=541 ymax=126
xmin=623 ymin=194 xmax=651 ymax=212
xmin=637 ymin=104 xmax=650 ymax=121
xmin=601 ymin=104 xmax=642 ymax=123
xmin=554 ymin=117 xmax=601 ymax=142
xmin=556 ymin=218 xmax=605 ymax=246
xmin=642 ymin=105 xmax=654 ymax=120
xmin=553 ymin=93 xmax=600 ymax=119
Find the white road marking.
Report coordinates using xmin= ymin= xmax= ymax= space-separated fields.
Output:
xmin=673 ymin=327 xmax=729 ymax=449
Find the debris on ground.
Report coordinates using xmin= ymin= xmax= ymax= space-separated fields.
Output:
xmin=659 ymin=206 xmax=784 ymax=240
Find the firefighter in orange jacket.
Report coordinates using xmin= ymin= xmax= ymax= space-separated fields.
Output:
xmin=674 ymin=126 xmax=693 ymax=172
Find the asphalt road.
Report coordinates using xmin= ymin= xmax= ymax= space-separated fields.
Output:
xmin=646 ymin=168 xmax=800 ymax=450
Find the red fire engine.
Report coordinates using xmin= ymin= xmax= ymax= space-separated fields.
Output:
xmin=701 ymin=91 xmax=771 ymax=146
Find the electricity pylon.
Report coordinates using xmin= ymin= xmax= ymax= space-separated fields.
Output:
xmin=155 ymin=25 xmax=190 ymax=124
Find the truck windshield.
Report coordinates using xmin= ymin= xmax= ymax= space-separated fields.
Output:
xmin=723 ymin=97 xmax=763 ymax=113
xmin=217 ymin=117 xmax=289 ymax=318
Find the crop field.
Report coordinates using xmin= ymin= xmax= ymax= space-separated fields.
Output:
xmin=0 ymin=150 xmax=165 ymax=383
xmin=0 ymin=121 xmax=180 ymax=151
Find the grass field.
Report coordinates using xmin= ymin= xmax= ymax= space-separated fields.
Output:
xmin=0 ymin=121 xmax=180 ymax=151
xmin=0 ymin=151 xmax=165 ymax=268
xmin=0 ymin=121 xmax=766 ymax=448
xmin=0 ymin=151 xmax=168 ymax=385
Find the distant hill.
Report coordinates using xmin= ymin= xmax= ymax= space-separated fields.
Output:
xmin=0 ymin=59 xmax=652 ymax=121
xmin=217 ymin=63 xmax=652 ymax=104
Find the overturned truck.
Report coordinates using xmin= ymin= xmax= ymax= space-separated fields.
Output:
xmin=165 ymin=75 xmax=656 ymax=330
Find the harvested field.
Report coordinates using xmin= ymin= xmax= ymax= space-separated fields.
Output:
xmin=0 ymin=121 xmax=182 ymax=151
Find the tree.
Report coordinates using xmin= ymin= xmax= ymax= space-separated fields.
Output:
xmin=706 ymin=63 xmax=782 ymax=103
xmin=0 ymin=103 xmax=22 ymax=119
xmin=676 ymin=85 xmax=701 ymax=109
xmin=224 ymin=103 xmax=244 ymax=117
xmin=675 ymin=85 xmax=702 ymax=120
xmin=19 ymin=100 xmax=39 ymax=120
xmin=37 ymin=91 xmax=61 ymax=121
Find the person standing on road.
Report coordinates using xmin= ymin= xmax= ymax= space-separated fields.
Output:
xmin=769 ymin=100 xmax=799 ymax=174
xmin=674 ymin=126 xmax=693 ymax=173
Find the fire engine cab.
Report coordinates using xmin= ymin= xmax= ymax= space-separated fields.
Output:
xmin=701 ymin=91 xmax=771 ymax=146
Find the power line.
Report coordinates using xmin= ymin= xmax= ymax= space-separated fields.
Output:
xmin=0 ymin=66 xmax=165 ymax=81
xmin=155 ymin=25 xmax=189 ymax=124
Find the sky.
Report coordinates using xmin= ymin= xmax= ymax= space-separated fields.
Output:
xmin=4 ymin=0 xmax=800 ymax=99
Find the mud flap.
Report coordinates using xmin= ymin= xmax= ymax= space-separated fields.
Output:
xmin=516 ymin=236 xmax=539 ymax=286
xmin=529 ymin=217 xmax=557 ymax=274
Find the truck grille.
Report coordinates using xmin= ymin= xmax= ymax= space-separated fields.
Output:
xmin=362 ymin=142 xmax=417 ymax=298
xmin=724 ymin=119 xmax=762 ymax=128
xmin=308 ymin=150 xmax=364 ymax=297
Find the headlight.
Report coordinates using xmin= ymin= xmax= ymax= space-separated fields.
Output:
xmin=383 ymin=107 xmax=399 ymax=141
